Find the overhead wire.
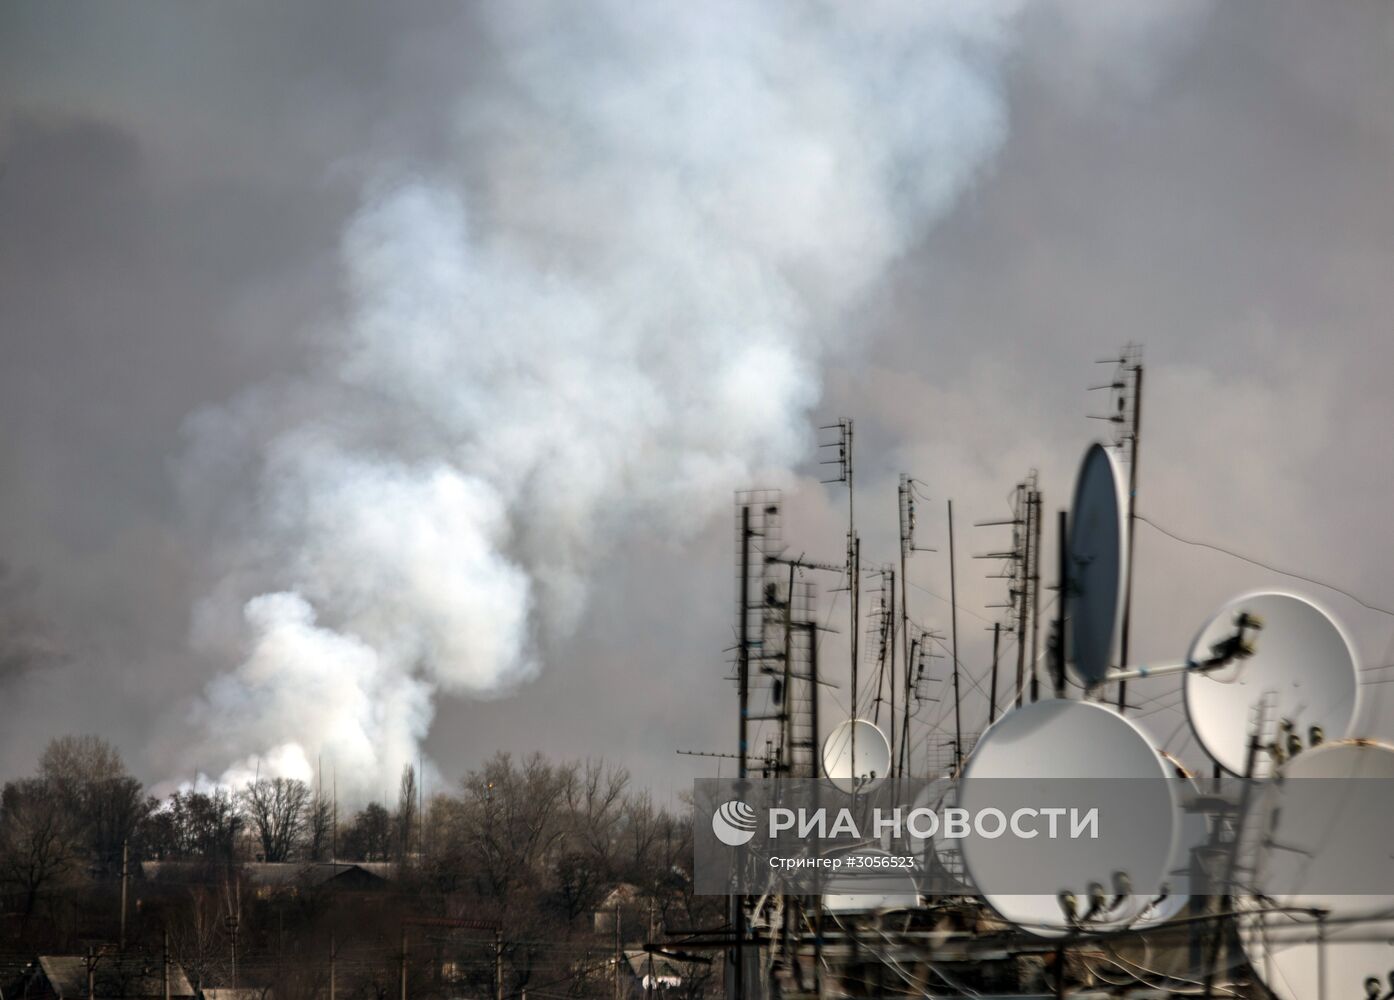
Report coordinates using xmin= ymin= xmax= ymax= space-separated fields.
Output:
xmin=1137 ymin=514 xmax=1394 ymax=618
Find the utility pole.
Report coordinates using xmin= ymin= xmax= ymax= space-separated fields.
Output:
xmin=400 ymin=925 xmax=408 ymax=1000
xmin=614 ymin=909 xmax=623 ymax=1000
xmin=163 ymin=928 xmax=170 ymax=1000
xmin=646 ymin=902 xmax=656 ymax=1000
xmin=330 ymin=931 xmax=337 ymax=1000
xmin=495 ymin=928 xmax=505 ymax=1000
xmin=226 ymin=872 xmax=240 ymax=993
xmin=119 ymin=838 xmax=129 ymax=951
xmin=947 ymin=500 xmax=962 ymax=771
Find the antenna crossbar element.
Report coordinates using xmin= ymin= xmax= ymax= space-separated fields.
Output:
xmin=675 ymin=750 xmax=741 ymax=759
xmin=767 ymin=553 xmax=844 ymax=575
xmin=1101 ymin=612 xmax=1262 ymax=685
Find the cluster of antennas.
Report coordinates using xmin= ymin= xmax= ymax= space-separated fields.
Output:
xmin=1365 ymin=973 xmax=1394 ymax=1000
xmin=738 ymin=353 xmax=1387 ymax=1000
xmin=1055 ymin=871 xmax=1153 ymax=928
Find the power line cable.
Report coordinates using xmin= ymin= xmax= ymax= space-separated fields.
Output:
xmin=1136 ymin=515 xmax=1394 ymax=618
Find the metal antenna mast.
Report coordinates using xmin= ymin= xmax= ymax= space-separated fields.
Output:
xmin=819 ymin=419 xmax=857 ymax=762
xmin=896 ymin=476 xmax=935 ymax=777
xmin=1090 ymin=346 xmax=1142 ymax=711
xmin=975 ymin=473 xmax=1036 ymax=708
xmin=947 ymin=499 xmax=962 ymax=772
xmin=1029 ymin=486 xmax=1043 ymax=703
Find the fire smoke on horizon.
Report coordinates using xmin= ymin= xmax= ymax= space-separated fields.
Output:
xmin=179 ymin=1 xmax=1021 ymax=798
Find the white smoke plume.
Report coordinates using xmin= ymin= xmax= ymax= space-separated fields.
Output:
xmin=181 ymin=1 xmax=1020 ymax=798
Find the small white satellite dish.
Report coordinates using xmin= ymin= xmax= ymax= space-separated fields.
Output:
xmin=821 ymin=848 xmax=920 ymax=913
xmin=821 ymin=719 xmax=892 ymax=793
xmin=1239 ymin=740 xmax=1394 ymax=1000
xmin=957 ymin=700 xmax=1178 ymax=938
xmin=1068 ymin=443 xmax=1129 ymax=687
xmin=1131 ymin=754 xmax=1208 ymax=930
xmin=1184 ymin=591 xmax=1359 ymax=775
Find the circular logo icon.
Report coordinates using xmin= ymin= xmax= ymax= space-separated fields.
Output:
xmin=712 ymin=799 xmax=757 ymax=846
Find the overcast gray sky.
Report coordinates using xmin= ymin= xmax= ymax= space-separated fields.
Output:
xmin=1 ymin=1 xmax=1391 ymax=803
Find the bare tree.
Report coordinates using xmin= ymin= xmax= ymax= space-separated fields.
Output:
xmin=38 ymin=734 xmax=125 ymax=786
xmin=170 ymin=885 xmax=230 ymax=991
xmin=457 ymin=753 xmax=573 ymax=905
xmin=562 ymin=759 xmax=628 ymax=869
xmin=0 ymin=777 xmax=81 ymax=917
xmin=242 ymin=778 xmax=310 ymax=862
xmin=37 ymin=735 xmax=148 ymax=875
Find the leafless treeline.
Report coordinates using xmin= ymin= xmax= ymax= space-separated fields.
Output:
xmin=0 ymin=736 xmax=720 ymax=1000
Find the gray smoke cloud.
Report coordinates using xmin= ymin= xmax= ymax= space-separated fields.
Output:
xmin=178 ymin=1 xmax=1022 ymax=796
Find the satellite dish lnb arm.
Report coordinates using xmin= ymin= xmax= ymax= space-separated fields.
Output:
xmin=1102 ymin=612 xmax=1262 ymax=685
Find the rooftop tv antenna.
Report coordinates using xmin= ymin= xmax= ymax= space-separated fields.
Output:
xmin=975 ymin=473 xmax=1039 ymax=708
xmin=1090 ymin=346 xmax=1142 ymax=711
xmin=946 ymin=499 xmax=963 ymax=771
xmin=820 ymin=419 xmax=860 ymax=776
xmin=896 ymin=476 xmax=936 ymax=776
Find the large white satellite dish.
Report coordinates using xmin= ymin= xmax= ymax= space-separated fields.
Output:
xmin=1068 ymin=443 xmax=1129 ymax=687
xmin=1184 ymin=591 xmax=1359 ymax=775
xmin=1131 ymin=754 xmax=1208 ymax=930
xmin=1239 ymin=740 xmax=1394 ymax=1000
xmin=956 ymin=700 xmax=1178 ymax=938
xmin=822 ymin=848 xmax=920 ymax=914
xmin=821 ymin=719 xmax=892 ymax=794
